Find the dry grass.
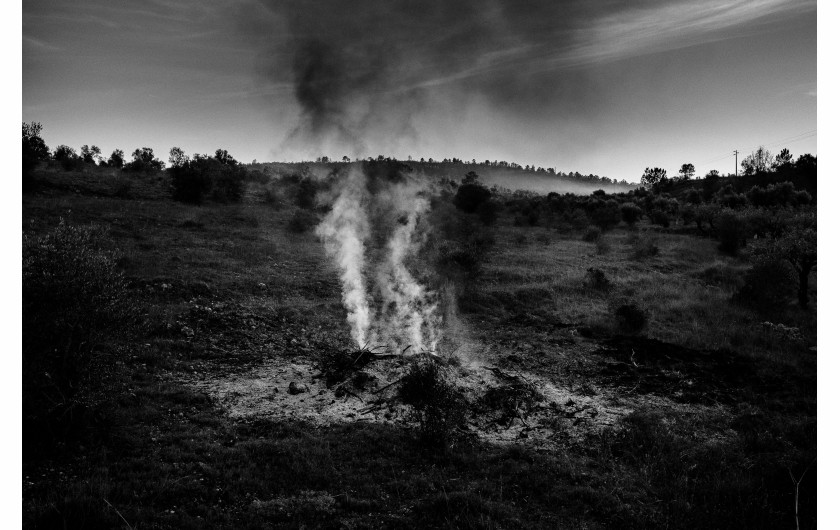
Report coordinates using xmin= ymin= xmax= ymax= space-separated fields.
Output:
xmin=22 ymin=170 xmax=816 ymax=529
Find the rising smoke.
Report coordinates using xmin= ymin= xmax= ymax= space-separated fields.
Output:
xmin=316 ymin=165 xmax=440 ymax=352
xmin=241 ymin=0 xmax=605 ymax=156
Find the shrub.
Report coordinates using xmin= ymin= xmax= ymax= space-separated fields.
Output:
xmin=289 ymin=209 xmax=320 ymax=233
xmin=749 ymin=217 xmax=816 ymax=308
xmin=261 ymin=184 xmax=283 ymax=207
xmin=615 ymin=304 xmax=647 ymax=335
xmin=53 ymin=145 xmax=84 ymax=171
xmin=716 ymin=209 xmax=744 ymax=255
xmin=582 ymin=225 xmax=602 ymax=242
xmin=631 ymin=238 xmax=659 ymax=259
xmin=23 ymin=220 xmax=131 ymax=444
xmin=476 ymin=200 xmax=499 ymax=225
xmin=170 ymin=155 xmax=246 ymax=204
xmin=649 ymin=209 xmax=671 ymax=228
xmin=454 ymin=182 xmax=492 ymax=214
xmin=590 ymin=200 xmax=621 ymax=230
xmin=295 ymin=177 xmax=318 ymax=209
xmin=583 ymin=267 xmax=611 ymax=291
xmin=620 ymin=202 xmax=643 ymax=226
xmin=682 ymin=188 xmax=702 ymax=205
xmin=23 ymin=122 xmax=49 ymax=183
xmin=734 ymin=259 xmax=797 ymax=312
xmin=125 ymin=147 xmax=164 ymax=172
xmin=398 ymin=356 xmax=467 ymax=446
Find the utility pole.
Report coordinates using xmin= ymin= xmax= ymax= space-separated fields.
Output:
xmin=733 ymin=150 xmax=739 ymax=177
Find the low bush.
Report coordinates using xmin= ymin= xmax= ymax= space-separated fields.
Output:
xmin=649 ymin=209 xmax=671 ymax=228
xmin=23 ymin=220 xmax=132 ymax=446
xmin=631 ymin=238 xmax=659 ymax=259
xmin=620 ymin=202 xmax=643 ymax=226
xmin=295 ymin=177 xmax=318 ymax=209
xmin=614 ymin=303 xmax=647 ymax=335
xmin=476 ymin=200 xmax=499 ymax=226
xmin=583 ymin=267 xmax=611 ymax=291
xmin=716 ymin=209 xmax=744 ymax=255
xmin=170 ymin=155 xmax=246 ymax=204
xmin=453 ymin=182 xmax=491 ymax=214
xmin=398 ymin=356 xmax=467 ymax=446
xmin=734 ymin=259 xmax=797 ymax=312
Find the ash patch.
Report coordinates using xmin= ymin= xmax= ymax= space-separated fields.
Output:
xmin=183 ymin=351 xmax=637 ymax=449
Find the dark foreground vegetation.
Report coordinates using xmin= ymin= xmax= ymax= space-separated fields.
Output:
xmin=23 ymin=125 xmax=815 ymax=528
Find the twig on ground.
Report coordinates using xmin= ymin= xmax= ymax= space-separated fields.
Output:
xmin=788 ymin=458 xmax=815 ymax=530
xmin=104 ymin=499 xmax=135 ymax=530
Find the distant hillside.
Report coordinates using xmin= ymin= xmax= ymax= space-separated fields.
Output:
xmin=252 ymin=159 xmax=637 ymax=195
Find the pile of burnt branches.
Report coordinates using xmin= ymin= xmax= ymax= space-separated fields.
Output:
xmin=479 ymin=366 xmax=544 ymax=428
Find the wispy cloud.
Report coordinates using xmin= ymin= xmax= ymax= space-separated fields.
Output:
xmin=564 ymin=0 xmax=817 ymax=68
xmin=23 ymin=36 xmax=60 ymax=52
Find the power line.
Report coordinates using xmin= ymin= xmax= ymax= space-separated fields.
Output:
xmin=697 ymin=129 xmax=816 ymax=166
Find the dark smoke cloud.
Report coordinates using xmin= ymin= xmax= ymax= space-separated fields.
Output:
xmin=236 ymin=0 xmax=622 ymax=151
xmin=237 ymin=0 xmax=802 ymax=155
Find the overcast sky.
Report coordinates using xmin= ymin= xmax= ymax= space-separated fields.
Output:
xmin=23 ymin=0 xmax=816 ymax=182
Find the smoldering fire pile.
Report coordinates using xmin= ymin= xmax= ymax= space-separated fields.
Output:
xmin=316 ymin=163 xmax=441 ymax=355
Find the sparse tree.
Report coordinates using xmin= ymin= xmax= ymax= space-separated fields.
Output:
xmin=462 ymin=171 xmax=479 ymax=185
xmin=214 ymin=148 xmax=237 ymax=166
xmin=641 ymin=167 xmax=668 ymax=187
xmin=773 ymin=148 xmax=793 ymax=170
xmin=80 ymin=145 xmax=102 ymax=165
xmin=23 ymin=122 xmax=49 ymax=181
xmin=108 ymin=149 xmax=125 ymax=168
xmin=795 ymin=153 xmax=816 ymax=171
xmin=53 ymin=145 xmax=77 ymax=161
xmin=126 ymin=147 xmax=164 ymax=171
xmin=752 ymin=215 xmax=816 ymax=308
xmin=678 ymin=163 xmax=695 ymax=180
xmin=169 ymin=146 xmax=188 ymax=168
xmin=740 ymin=146 xmax=772 ymax=175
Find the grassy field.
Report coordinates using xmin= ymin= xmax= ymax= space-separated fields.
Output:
xmin=23 ymin=167 xmax=816 ymax=529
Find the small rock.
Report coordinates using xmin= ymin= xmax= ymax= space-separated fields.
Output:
xmin=181 ymin=326 xmax=195 ymax=338
xmin=288 ymin=381 xmax=309 ymax=395
xmin=257 ymin=282 xmax=267 ymax=290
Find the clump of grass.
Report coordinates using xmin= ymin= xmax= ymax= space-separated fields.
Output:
xmin=693 ymin=261 xmax=744 ymax=291
xmin=583 ymin=267 xmax=612 ymax=292
xmin=631 ymin=237 xmax=659 ymax=259
xmin=398 ymin=356 xmax=467 ymax=447
xmin=614 ymin=303 xmax=647 ymax=335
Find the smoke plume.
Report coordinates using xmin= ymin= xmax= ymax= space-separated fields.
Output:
xmin=316 ymin=165 xmax=440 ymax=352
xmin=314 ymin=167 xmax=372 ymax=347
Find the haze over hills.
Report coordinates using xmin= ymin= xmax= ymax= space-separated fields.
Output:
xmin=254 ymin=158 xmax=636 ymax=195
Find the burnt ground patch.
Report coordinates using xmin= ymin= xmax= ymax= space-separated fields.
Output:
xmin=593 ymin=336 xmax=814 ymax=409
